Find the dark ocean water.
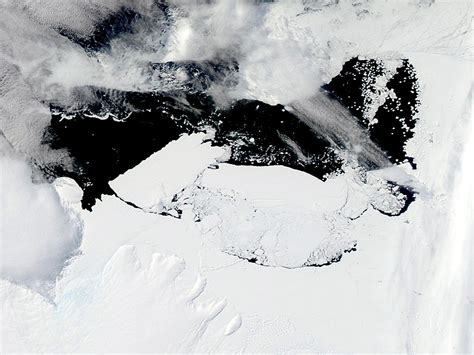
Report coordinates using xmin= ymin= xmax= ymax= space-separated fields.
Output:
xmin=43 ymin=8 xmax=419 ymax=213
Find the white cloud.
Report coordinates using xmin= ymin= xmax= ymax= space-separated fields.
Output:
xmin=0 ymin=140 xmax=81 ymax=291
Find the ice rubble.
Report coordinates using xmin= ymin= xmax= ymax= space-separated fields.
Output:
xmin=108 ymin=132 xmax=414 ymax=268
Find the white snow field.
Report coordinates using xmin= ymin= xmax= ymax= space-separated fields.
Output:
xmin=1 ymin=0 xmax=473 ymax=353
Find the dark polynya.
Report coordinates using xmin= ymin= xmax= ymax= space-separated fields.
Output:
xmin=42 ymin=7 xmax=419 ymax=215
xmin=43 ymin=87 xmax=341 ymax=210
xmin=369 ymin=60 xmax=419 ymax=168
xmin=212 ymin=100 xmax=342 ymax=179
xmin=43 ymin=56 xmax=419 ymax=214
xmin=39 ymin=9 xmax=422 ymax=271
xmin=324 ymin=57 xmax=419 ymax=168
xmin=323 ymin=57 xmax=419 ymax=212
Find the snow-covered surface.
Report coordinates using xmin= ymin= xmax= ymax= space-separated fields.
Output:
xmin=109 ymin=137 xmax=414 ymax=268
xmin=193 ymin=164 xmax=357 ymax=267
xmin=1 ymin=0 xmax=473 ymax=353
